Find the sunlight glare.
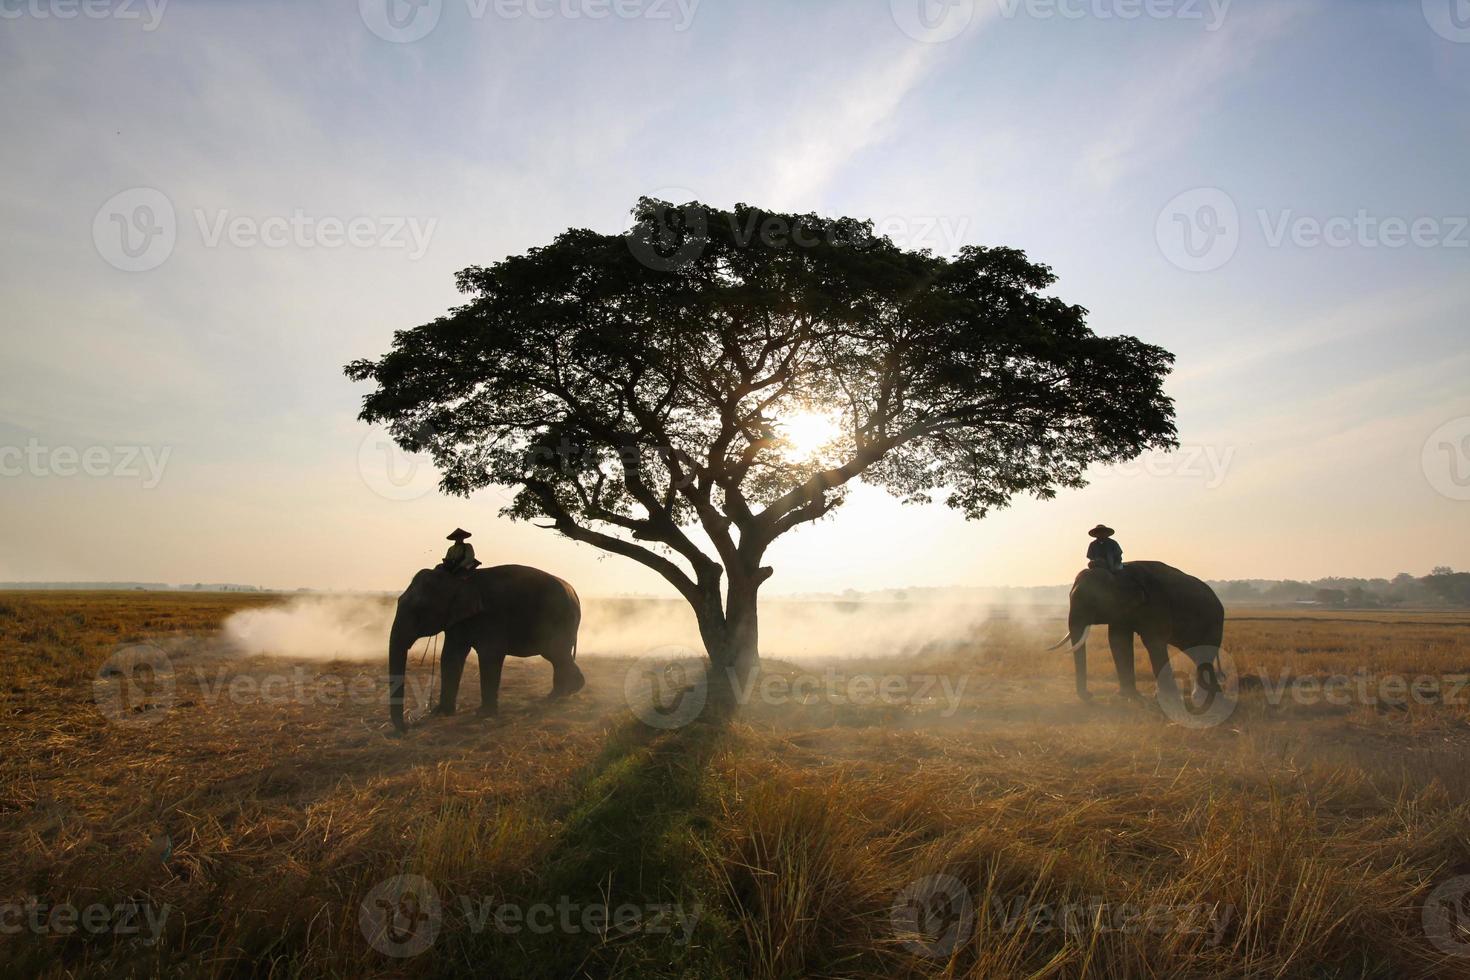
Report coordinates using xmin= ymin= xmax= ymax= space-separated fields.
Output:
xmin=780 ymin=410 xmax=841 ymax=459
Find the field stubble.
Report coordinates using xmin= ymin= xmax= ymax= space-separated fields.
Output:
xmin=1 ymin=592 xmax=1469 ymax=977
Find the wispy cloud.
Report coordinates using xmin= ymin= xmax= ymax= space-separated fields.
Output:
xmin=1174 ymin=277 xmax=1470 ymax=385
xmin=760 ymin=7 xmax=1000 ymax=207
xmin=1077 ymin=3 xmax=1316 ymax=189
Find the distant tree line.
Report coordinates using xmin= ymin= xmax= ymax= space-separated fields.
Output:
xmin=1214 ymin=568 xmax=1470 ymax=608
xmin=0 ymin=582 xmax=266 ymax=592
xmin=801 ymin=568 xmax=1470 ymax=609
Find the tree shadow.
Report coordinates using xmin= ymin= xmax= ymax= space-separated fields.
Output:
xmin=436 ymin=713 xmax=742 ymax=978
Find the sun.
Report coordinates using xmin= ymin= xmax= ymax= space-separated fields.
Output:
xmin=780 ymin=409 xmax=842 ymax=459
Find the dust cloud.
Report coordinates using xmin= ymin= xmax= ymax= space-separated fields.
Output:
xmin=223 ymin=595 xmax=395 ymax=660
xmin=222 ymin=593 xmax=1060 ymax=662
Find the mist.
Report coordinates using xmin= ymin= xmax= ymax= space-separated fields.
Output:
xmin=221 ymin=593 xmax=1055 ymax=662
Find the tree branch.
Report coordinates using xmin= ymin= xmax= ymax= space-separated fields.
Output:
xmin=523 ymin=478 xmax=706 ymax=608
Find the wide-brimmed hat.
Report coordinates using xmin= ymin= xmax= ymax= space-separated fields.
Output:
xmin=446 ymin=528 xmax=472 ymax=541
xmin=1087 ymin=524 xmax=1115 ymax=538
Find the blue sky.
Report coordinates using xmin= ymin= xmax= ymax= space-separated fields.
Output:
xmin=2 ymin=0 xmax=1467 ymax=593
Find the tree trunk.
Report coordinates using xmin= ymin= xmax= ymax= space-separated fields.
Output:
xmin=696 ymin=571 xmax=763 ymax=719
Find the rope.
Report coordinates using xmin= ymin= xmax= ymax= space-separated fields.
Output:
xmin=414 ymin=633 xmax=440 ymax=718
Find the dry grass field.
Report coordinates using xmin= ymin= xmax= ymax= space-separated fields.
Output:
xmin=3 ymin=591 xmax=1470 ymax=978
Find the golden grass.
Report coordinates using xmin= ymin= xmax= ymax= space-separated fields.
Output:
xmin=2 ymin=591 xmax=1469 ymax=978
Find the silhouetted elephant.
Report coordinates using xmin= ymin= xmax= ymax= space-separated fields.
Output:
xmin=1047 ymin=561 xmax=1224 ymax=703
xmin=388 ymin=565 xmax=583 ymax=732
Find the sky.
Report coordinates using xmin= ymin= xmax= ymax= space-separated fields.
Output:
xmin=1 ymin=0 xmax=1468 ymax=595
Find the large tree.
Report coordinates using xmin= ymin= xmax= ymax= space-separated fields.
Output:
xmin=345 ymin=199 xmax=1177 ymax=675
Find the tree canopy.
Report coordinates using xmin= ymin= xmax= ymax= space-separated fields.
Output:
xmin=345 ymin=198 xmax=1178 ymax=665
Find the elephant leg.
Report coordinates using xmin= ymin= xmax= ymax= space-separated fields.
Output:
xmin=1194 ymin=631 xmax=1225 ymax=694
xmin=549 ymin=648 xmax=585 ymax=699
xmin=1196 ymin=659 xmax=1222 ymax=694
xmin=1109 ymin=625 xmax=1140 ymax=697
xmin=476 ymin=648 xmax=506 ymax=716
xmin=1144 ymin=635 xmax=1182 ymax=705
xmin=435 ymin=634 xmax=471 ymax=716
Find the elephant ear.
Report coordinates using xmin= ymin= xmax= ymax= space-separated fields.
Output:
xmin=1121 ymin=570 xmax=1151 ymax=609
xmin=444 ymin=578 xmax=484 ymax=626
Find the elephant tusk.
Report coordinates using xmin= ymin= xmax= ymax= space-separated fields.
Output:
xmin=1044 ymin=625 xmax=1090 ymax=652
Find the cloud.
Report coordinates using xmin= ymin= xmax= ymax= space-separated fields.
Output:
xmin=758 ymin=6 xmax=1001 ymax=207
xmin=1174 ymin=277 xmax=1470 ymax=386
xmin=1077 ymin=3 xmax=1316 ymax=189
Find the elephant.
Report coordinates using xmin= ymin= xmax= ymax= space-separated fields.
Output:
xmin=388 ymin=564 xmax=583 ymax=732
xmin=1047 ymin=561 xmax=1224 ymax=704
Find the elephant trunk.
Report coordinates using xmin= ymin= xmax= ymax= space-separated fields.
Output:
xmin=388 ymin=613 xmax=416 ymax=733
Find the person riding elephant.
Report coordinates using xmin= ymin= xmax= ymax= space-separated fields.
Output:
xmin=387 ymin=563 xmax=583 ymax=732
xmin=439 ymin=528 xmax=481 ymax=576
xmin=1048 ymin=560 xmax=1226 ymax=706
xmin=1086 ymin=524 xmax=1123 ymax=571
